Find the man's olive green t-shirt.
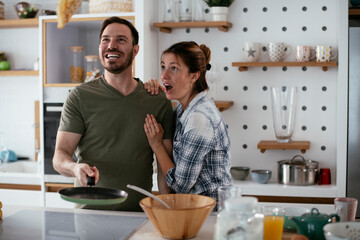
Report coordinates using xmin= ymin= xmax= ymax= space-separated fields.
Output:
xmin=59 ymin=77 xmax=174 ymax=211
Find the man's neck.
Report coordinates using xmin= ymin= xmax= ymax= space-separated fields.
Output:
xmin=103 ymin=69 xmax=138 ymax=96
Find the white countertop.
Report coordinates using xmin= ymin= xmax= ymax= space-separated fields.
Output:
xmin=1 ymin=205 xmax=216 ymax=240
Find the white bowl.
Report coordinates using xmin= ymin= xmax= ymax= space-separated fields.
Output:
xmin=323 ymin=222 xmax=360 ymax=240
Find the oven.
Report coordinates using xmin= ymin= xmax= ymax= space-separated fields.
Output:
xmin=43 ymin=103 xmax=74 ymax=183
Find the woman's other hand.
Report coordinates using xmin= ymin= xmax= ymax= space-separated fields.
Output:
xmin=144 ymin=114 xmax=164 ymax=150
xmin=144 ymin=79 xmax=165 ymax=95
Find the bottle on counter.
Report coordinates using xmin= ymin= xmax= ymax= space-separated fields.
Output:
xmin=214 ymin=197 xmax=264 ymax=240
xmin=84 ymin=55 xmax=100 ymax=82
xmin=70 ymin=46 xmax=84 ymax=83
xmin=0 ymin=52 xmax=7 ymax=61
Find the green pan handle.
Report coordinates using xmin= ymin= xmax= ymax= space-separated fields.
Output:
xmin=86 ymin=176 xmax=95 ymax=186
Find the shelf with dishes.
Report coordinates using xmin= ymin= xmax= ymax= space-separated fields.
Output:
xmin=172 ymin=100 xmax=233 ymax=112
xmin=153 ymin=21 xmax=232 ymax=33
xmin=232 ymin=61 xmax=338 ymax=72
xmin=257 ymin=140 xmax=311 ymax=153
xmin=0 ymin=70 xmax=39 ymax=76
xmin=0 ymin=18 xmax=39 ymax=28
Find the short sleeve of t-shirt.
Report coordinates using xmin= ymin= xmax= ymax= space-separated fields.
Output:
xmin=59 ymin=88 xmax=85 ymax=134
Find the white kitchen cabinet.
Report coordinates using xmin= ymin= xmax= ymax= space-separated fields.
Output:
xmin=0 ymin=189 xmax=42 ymax=207
xmin=45 ymin=192 xmax=75 ymax=208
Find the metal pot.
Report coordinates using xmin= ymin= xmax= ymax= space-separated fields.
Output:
xmin=278 ymin=155 xmax=319 ymax=185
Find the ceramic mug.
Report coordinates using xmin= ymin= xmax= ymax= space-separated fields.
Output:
xmin=242 ymin=42 xmax=263 ymax=62
xmin=334 ymin=197 xmax=358 ymax=222
xmin=268 ymin=42 xmax=291 ymax=62
xmin=315 ymin=45 xmax=337 ymax=62
xmin=296 ymin=46 xmax=316 ymax=62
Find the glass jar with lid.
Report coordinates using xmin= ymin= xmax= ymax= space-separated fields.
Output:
xmin=70 ymin=46 xmax=84 ymax=83
xmin=84 ymin=55 xmax=100 ymax=82
xmin=214 ymin=197 xmax=264 ymax=240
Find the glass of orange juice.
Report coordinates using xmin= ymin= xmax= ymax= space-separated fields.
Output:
xmin=262 ymin=206 xmax=285 ymax=240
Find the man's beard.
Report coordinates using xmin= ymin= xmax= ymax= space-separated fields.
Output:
xmin=103 ymin=48 xmax=134 ymax=74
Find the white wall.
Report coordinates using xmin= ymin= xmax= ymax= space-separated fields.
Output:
xmin=155 ymin=0 xmax=347 ymax=196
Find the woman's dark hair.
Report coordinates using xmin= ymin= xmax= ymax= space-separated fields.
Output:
xmin=162 ymin=41 xmax=211 ymax=93
xmin=99 ymin=17 xmax=139 ymax=46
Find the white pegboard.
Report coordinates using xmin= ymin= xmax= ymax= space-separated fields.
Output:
xmin=156 ymin=0 xmax=344 ymax=192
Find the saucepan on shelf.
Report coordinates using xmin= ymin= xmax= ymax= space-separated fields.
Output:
xmin=278 ymin=155 xmax=319 ymax=185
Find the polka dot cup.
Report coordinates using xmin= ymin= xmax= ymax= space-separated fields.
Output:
xmin=268 ymin=42 xmax=291 ymax=62
xmin=315 ymin=45 xmax=337 ymax=62
xmin=296 ymin=46 xmax=316 ymax=62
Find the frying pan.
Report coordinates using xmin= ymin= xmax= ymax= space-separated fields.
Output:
xmin=59 ymin=176 xmax=128 ymax=205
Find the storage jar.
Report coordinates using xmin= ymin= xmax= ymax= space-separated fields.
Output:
xmin=214 ymin=197 xmax=263 ymax=240
xmin=89 ymin=0 xmax=133 ymax=14
xmin=70 ymin=46 xmax=84 ymax=83
xmin=84 ymin=55 xmax=100 ymax=82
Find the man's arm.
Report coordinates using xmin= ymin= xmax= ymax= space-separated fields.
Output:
xmin=53 ymin=131 xmax=98 ymax=186
xmin=157 ymin=139 xmax=173 ymax=194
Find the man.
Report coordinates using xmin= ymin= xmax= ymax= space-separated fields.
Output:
xmin=53 ymin=17 xmax=174 ymax=211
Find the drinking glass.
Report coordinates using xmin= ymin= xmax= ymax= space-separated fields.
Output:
xmin=217 ymin=185 xmax=242 ymax=213
xmin=262 ymin=206 xmax=285 ymax=240
xmin=271 ymin=86 xmax=298 ymax=143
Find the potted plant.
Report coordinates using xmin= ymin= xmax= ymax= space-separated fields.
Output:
xmin=203 ymin=0 xmax=234 ymax=21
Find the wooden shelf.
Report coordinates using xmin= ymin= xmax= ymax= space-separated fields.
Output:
xmin=257 ymin=140 xmax=310 ymax=153
xmin=0 ymin=18 xmax=39 ymax=28
xmin=349 ymin=8 xmax=360 ymax=16
xmin=0 ymin=70 xmax=39 ymax=76
xmin=232 ymin=61 xmax=338 ymax=72
xmin=43 ymin=83 xmax=80 ymax=87
xmin=172 ymin=100 xmax=233 ymax=112
xmin=214 ymin=100 xmax=234 ymax=112
xmin=153 ymin=21 xmax=232 ymax=33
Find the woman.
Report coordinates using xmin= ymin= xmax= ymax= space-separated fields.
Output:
xmin=144 ymin=41 xmax=232 ymax=208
